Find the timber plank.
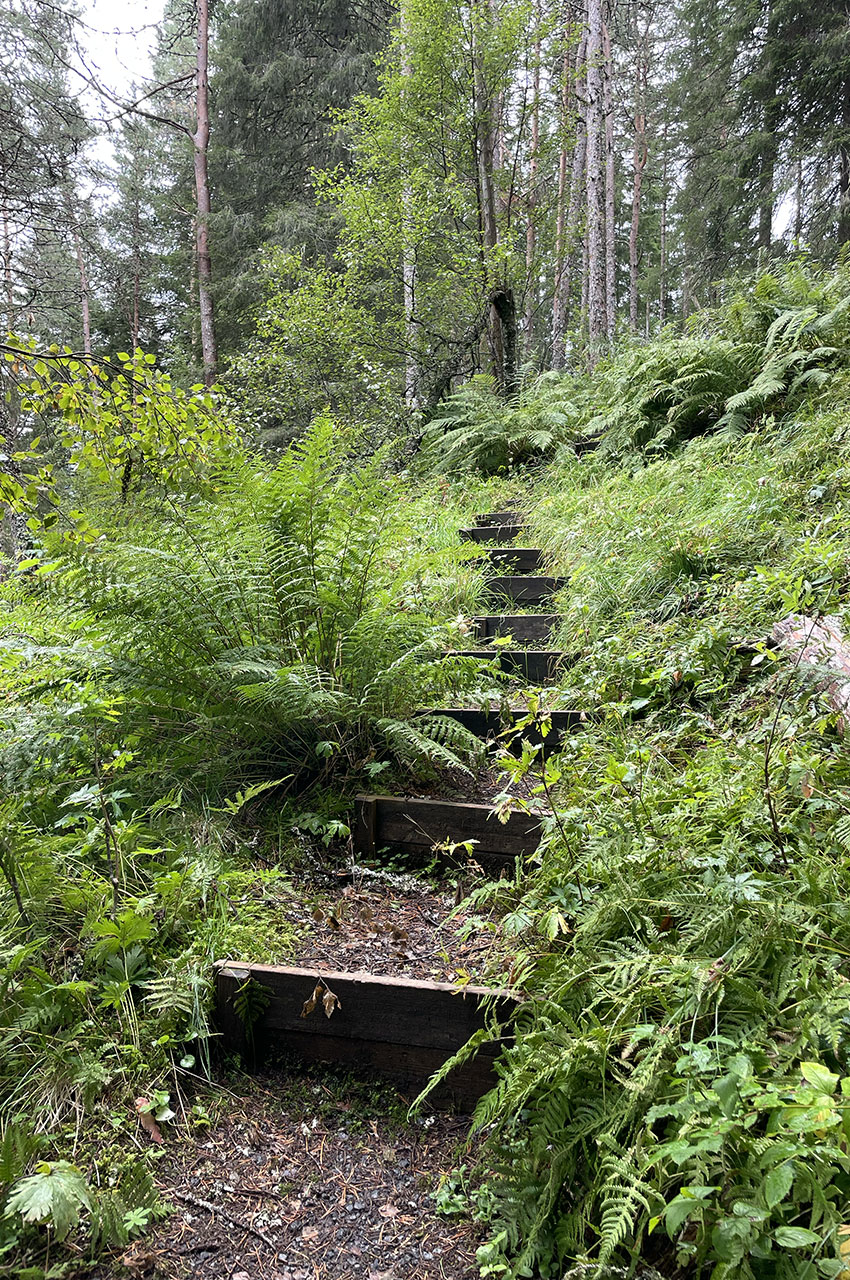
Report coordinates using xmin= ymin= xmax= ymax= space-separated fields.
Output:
xmin=480 ymin=547 xmax=545 ymax=574
xmin=214 ymin=961 xmax=518 ymax=1106
xmin=485 ymin=574 xmax=567 ymax=603
xmin=445 ymin=649 xmax=566 ymax=683
xmin=459 ymin=523 xmax=525 ymax=543
xmin=420 ymin=706 xmax=584 ymax=751
xmin=353 ymin=795 xmax=543 ymax=859
xmin=474 ymin=510 xmax=521 ymax=526
xmin=472 ymin=614 xmax=559 ymax=644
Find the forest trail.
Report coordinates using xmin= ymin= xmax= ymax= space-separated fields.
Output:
xmin=128 ymin=506 xmax=564 ymax=1279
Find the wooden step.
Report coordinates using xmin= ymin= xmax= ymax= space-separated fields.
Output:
xmin=446 ymin=649 xmax=566 ymax=684
xmin=474 ymin=510 xmax=521 ymax=526
xmin=459 ymin=523 xmax=524 ymax=544
xmin=354 ymin=794 xmax=542 ymax=865
xmin=480 ymin=547 xmax=545 ymax=574
xmin=215 ymin=960 xmax=519 ymax=1109
xmin=485 ymin=575 xmax=566 ymax=604
xmin=421 ymin=706 xmax=583 ymax=751
xmin=473 ymin=614 xmax=559 ymax=644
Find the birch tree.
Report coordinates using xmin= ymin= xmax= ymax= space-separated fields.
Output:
xmin=585 ymin=0 xmax=606 ymax=360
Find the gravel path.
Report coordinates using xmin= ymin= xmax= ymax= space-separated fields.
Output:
xmin=114 ymin=1069 xmax=479 ymax=1280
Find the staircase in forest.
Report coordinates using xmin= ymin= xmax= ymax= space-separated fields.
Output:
xmin=216 ymin=506 xmax=575 ymax=1107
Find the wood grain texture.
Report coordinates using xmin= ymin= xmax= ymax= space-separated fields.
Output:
xmin=472 ymin=613 xmax=559 ymax=643
xmin=353 ymin=794 xmax=543 ymax=860
xmin=485 ymin=575 xmax=567 ymax=603
xmin=214 ymin=962 xmax=519 ymax=1107
xmin=460 ymin=523 xmax=524 ymax=543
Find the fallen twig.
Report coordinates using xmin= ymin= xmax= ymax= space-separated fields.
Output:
xmin=170 ymin=1189 xmax=276 ymax=1248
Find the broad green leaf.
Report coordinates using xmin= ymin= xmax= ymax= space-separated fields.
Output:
xmin=774 ymin=1226 xmax=821 ymax=1248
xmin=801 ymin=1062 xmax=839 ymax=1094
xmin=5 ymin=1162 xmax=92 ymax=1240
xmin=762 ymin=1162 xmax=794 ymax=1209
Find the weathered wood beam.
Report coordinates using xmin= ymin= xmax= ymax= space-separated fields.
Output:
xmin=353 ymin=794 xmax=543 ymax=864
xmin=485 ymin=575 xmax=567 ymax=604
xmin=214 ymin=961 xmax=519 ymax=1107
xmin=472 ymin=614 xmax=559 ymax=643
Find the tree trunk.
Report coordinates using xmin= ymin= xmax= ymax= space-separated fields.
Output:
xmin=62 ymin=181 xmax=92 ymax=355
xmin=552 ymin=29 xmax=587 ymax=369
xmin=524 ymin=0 xmax=541 ymax=340
xmin=192 ymin=0 xmax=217 ymax=385
xmin=659 ymin=118 xmax=668 ymax=325
xmin=400 ymin=1 xmax=418 ymax=406
xmin=840 ymin=75 xmax=850 ymax=245
xmin=757 ymin=0 xmax=779 ymax=252
xmin=585 ymin=0 xmax=606 ymax=363
xmin=472 ymin=0 xmax=514 ymax=393
xmin=0 ymin=209 xmax=27 ymax=559
xmin=603 ymin=18 xmax=616 ymax=344
xmin=629 ymin=2 xmax=648 ymax=334
xmin=794 ymin=156 xmax=803 ymax=244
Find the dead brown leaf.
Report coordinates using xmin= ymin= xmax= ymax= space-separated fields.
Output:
xmin=322 ymin=986 xmax=341 ymax=1018
xmin=134 ymin=1098 xmax=163 ymax=1145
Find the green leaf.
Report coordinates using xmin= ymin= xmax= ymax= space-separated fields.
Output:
xmin=713 ymin=1071 xmax=740 ymax=1118
xmin=5 ymin=1162 xmax=92 ymax=1241
xmin=762 ymin=1162 xmax=794 ymax=1209
xmin=801 ymin=1062 xmax=839 ymax=1093
xmin=774 ymin=1226 xmax=821 ymax=1248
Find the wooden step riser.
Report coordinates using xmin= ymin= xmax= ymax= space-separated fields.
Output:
xmin=479 ymin=548 xmax=545 ymax=574
xmin=446 ymin=650 xmax=566 ymax=684
xmin=485 ymin=575 xmax=566 ymax=604
xmin=215 ymin=961 xmax=518 ymax=1108
xmin=474 ymin=510 xmax=522 ymax=526
xmin=472 ymin=614 xmax=559 ymax=644
xmin=421 ymin=707 xmax=583 ymax=753
xmin=459 ymin=523 xmax=524 ymax=544
xmin=354 ymin=795 xmax=542 ymax=863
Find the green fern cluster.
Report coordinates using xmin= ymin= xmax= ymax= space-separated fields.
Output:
xmin=421 ymin=371 xmax=585 ymax=474
xmin=422 ymin=261 xmax=850 ymax=471
xmin=9 ymin=416 xmax=488 ymax=802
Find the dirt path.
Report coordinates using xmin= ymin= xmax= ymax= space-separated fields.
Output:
xmin=115 ymin=1068 xmax=479 ymax=1280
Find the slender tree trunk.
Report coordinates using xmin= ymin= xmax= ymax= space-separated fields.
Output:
xmin=132 ymin=204 xmax=141 ymax=352
xmin=473 ymin=0 xmax=516 ymax=393
xmin=840 ymin=75 xmax=850 ymax=245
xmin=585 ymin=0 xmax=606 ymax=363
xmin=525 ymin=0 xmax=541 ymax=339
xmin=659 ymin=118 xmax=668 ymax=325
xmin=552 ymin=28 xmax=587 ymax=368
xmin=192 ymin=0 xmax=217 ymax=385
xmin=62 ymin=182 xmax=92 ymax=355
xmin=552 ymin=123 xmax=587 ymax=368
xmin=758 ymin=0 xmax=779 ymax=252
xmin=0 ymin=208 xmax=27 ymax=559
xmin=794 ymin=156 xmax=803 ymax=244
xmin=603 ymin=17 xmax=616 ymax=343
xmin=400 ymin=1 xmax=418 ymax=406
xmin=629 ymin=2 xmax=648 ymax=334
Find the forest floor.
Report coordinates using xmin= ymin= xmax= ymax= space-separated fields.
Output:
xmin=108 ymin=1066 xmax=479 ymax=1280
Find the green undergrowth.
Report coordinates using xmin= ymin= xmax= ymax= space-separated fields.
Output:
xmin=422 ymin=259 xmax=850 ymax=474
xmin=436 ymin=399 xmax=850 ymax=1276
xmin=0 ymin=417 xmax=522 ymax=1267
